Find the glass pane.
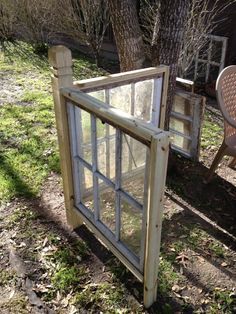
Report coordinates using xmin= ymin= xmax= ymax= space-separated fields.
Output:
xmin=120 ymin=197 xmax=142 ymax=257
xmin=170 ymin=117 xmax=191 ymax=137
xmin=97 ymin=118 xmax=106 ymax=139
xmin=171 ymin=133 xmax=191 ymax=152
xmin=121 ymin=134 xmax=147 ymax=203
xmin=98 ymin=179 xmax=116 ymax=232
xmin=75 ymin=107 xmax=92 ymax=164
xmin=173 ymin=95 xmax=193 ymax=116
xmin=88 ymin=90 xmax=105 ymax=102
xmin=211 ymin=40 xmax=223 ymax=64
xmin=196 ymin=63 xmax=207 ymax=83
xmin=110 ymin=84 xmax=131 ymax=114
xmin=121 ymin=134 xmax=147 ymax=173
xmin=81 ymin=110 xmax=91 ymax=144
xmin=122 ymin=172 xmax=145 ymax=204
xmin=79 ymin=163 xmax=94 ymax=211
xmin=134 ymin=79 xmax=153 ymax=121
xmin=198 ymin=44 xmax=208 ymax=60
xmin=109 ymin=134 xmax=116 ymax=180
xmin=97 ymin=120 xmax=116 ymax=181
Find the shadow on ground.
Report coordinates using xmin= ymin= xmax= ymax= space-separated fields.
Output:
xmin=167 ymin=153 xmax=236 ymax=247
xmin=1 ymin=142 xmax=236 ymax=312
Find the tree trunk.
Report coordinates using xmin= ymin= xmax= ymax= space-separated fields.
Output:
xmin=108 ymin=0 xmax=145 ymax=71
xmin=152 ymin=0 xmax=190 ymax=129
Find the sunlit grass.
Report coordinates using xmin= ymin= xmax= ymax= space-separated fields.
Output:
xmin=0 ymin=42 xmax=104 ymax=203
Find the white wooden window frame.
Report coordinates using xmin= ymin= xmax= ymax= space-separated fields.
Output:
xmin=194 ymin=34 xmax=228 ymax=83
xmin=49 ymin=46 xmax=170 ymax=308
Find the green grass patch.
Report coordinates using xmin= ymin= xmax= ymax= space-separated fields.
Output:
xmin=210 ymin=289 xmax=236 ymax=314
xmin=0 ymin=269 xmax=16 ymax=286
xmin=201 ymin=111 xmax=223 ymax=150
xmin=0 ymin=42 xmax=104 ymax=203
xmin=7 ymin=207 xmax=39 ymax=227
xmin=52 ymin=247 xmax=78 ymax=266
xmin=1 ymin=293 xmax=28 ymax=314
xmin=158 ymin=257 xmax=182 ymax=295
xmin=52 ymin=265 xmax=85 ymax=292
xmin=0 ymin=100 xmax=59 ymax=201
xmin=73 ymin=282 xmax=134 ymax=313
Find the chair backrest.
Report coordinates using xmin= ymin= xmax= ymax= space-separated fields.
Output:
xmin=216 ymin=65 xmax=236 ymax=142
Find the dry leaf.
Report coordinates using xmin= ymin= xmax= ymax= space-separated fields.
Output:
xmin=172 ymin=284 xmax=180 ymax=292
xmin=9 ymin=289 xmax=15 ymax=300
xmin=173 ymin=292 xmax=182 ymax=298
xmin=43 ymin=237 xmax=48 ymax=247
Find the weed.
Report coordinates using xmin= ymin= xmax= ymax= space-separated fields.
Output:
xmin=1 ymin=293 xmax=28 ymax=314
xmin=210 ymin=289 xmax=236 ymax=313
xmin=7 ymin=207 xmax=39 ymax=227
xmin=107 ymin=258 xmax=130 ymax=281
xmin=73 ymin=282 xmax=132 ymax=313
xmin=53 ymin=247 xmax=78 ymax=266
xmin=52 ymin=265 xmax=85 ymax=292
xmin=209 ymin=242 xmax=225 ymax=258
xmin=201 ymin=112 xmax=223 ymax=150
xmin=47 ymin=233 xmax=62 ymax=245
xmin=170 ymin=240 xmax=185 ymax=255
xmin=73 ymin=239 xmax=89 ymax=259
xmin=161 ymin=303 xmax=174 ymax=314
xmin=0 ymin=269 xmax=16 ymax=285
xmin=158 ymin=257 xmax=182 ymax=295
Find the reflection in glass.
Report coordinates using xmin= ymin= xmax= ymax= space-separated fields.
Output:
xmin=98 ymin=179 xmax=116 ymax=232
xmin=120 ymin=197 xmax=142 ymax=257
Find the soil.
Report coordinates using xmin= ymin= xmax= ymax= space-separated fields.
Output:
xmin=0 ymin=67 xmax=236 ymax=313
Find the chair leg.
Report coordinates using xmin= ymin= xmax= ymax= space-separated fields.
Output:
xmin=229 ymin=157 xmax=236 ymax=169
xmin=205 ymin=142 xmax=227 ymax=183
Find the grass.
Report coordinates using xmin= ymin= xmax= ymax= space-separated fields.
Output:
xmin=7 ymin=207 xmax=39 ymax=227
xmin=201 ymin=111 xmax=223 ymax=150
xmin=165 ymin=223 xmax=227 ymax=260
xmin=0 ymin=42 xmax=104 ymax=204
xmin=158 ymin=257 xmax=182 ymax=295
xmin=210 ymin=289 xmax=236 ymax=314
xmin=0 ymin=269 xmax=16 ymax=286
xmin=52 ymin=266 xmax=85 ymax=292
xmin=72 ymin=282 xmax=134 ymax=313
xmin=1 ymin=42 xmax=235 ymax=313
xmin=1 ymin=293 xmax=28 ymax=314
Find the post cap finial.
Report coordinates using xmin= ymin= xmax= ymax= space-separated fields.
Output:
xmin=48 ymin=45 xmax=72 ymax=68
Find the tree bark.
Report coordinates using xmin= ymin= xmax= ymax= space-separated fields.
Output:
xmin=108 ymin=0 xmax=146 ymax=71
xmin=152 ymin=0 xmax=190 ymax=129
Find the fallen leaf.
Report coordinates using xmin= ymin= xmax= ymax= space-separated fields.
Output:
xmin=43 ymin=237 xmax=48 ymax=247
xmin=172 ymin=284 xmax=180 ymax=292
xmin=76 ymin=255 xmax=82 ymax=262
xmin=69 ymin=305 xmax=78 ymax=314
xmin=9 ymin=289 xmax=15 ymax=300
xmin=18 ymin=242 xmax=27 ymax=248
xmin=176 ymin=253 xmax=189 ymax=267
xmin=173 ymin=292 xmax=182 ymax=298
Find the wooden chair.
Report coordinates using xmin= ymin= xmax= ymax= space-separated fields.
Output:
xmin=206 ymin=65 xmax=236 ymax=182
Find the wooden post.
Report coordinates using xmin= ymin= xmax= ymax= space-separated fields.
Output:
xmin=48 ymin=45 xmax=83 ymax=229
xmin=143 ymin=132 xmax=170 ymax=308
